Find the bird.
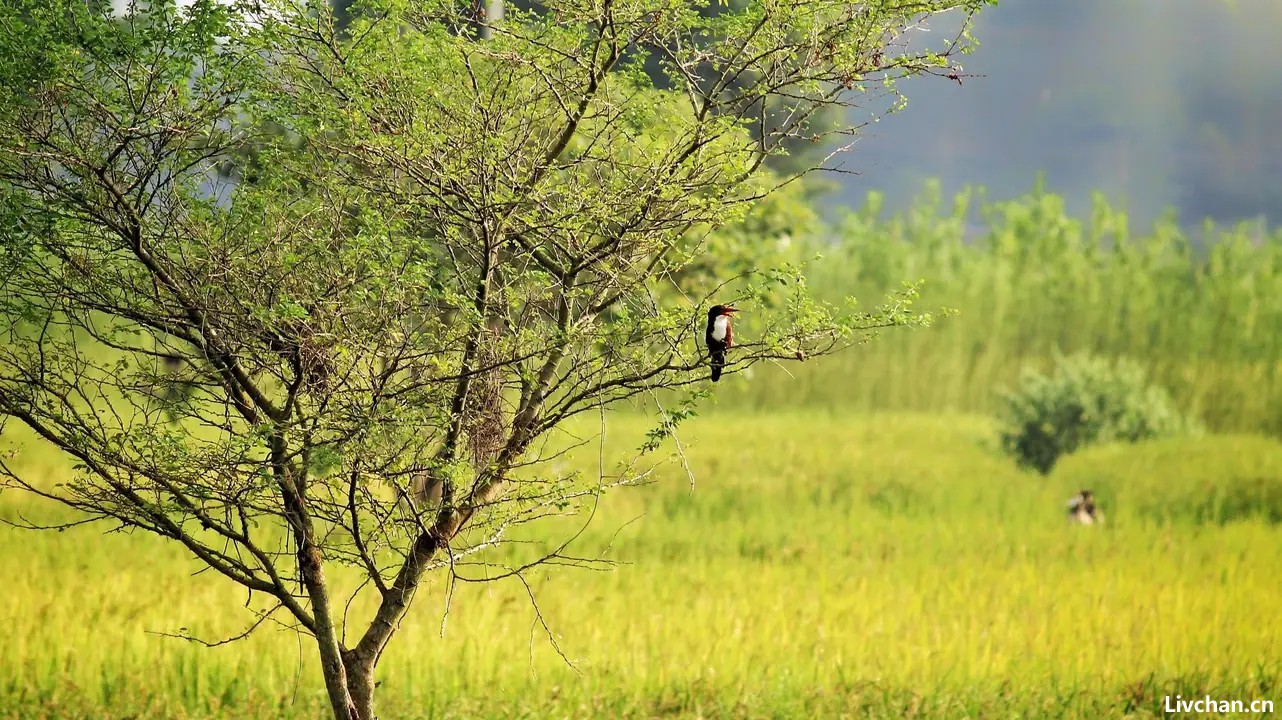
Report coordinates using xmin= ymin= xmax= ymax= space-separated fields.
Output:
xmin=1067 ymin=489 xmax=1101 ymax=525
xmin=704 ymin=304 xmax=738 ymax=382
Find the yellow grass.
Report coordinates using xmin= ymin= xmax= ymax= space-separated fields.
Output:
xmin=2 ymin=412 xmax=1280 ymax=718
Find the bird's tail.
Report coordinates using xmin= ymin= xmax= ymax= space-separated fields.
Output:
xmin=710 ymin=349 xmax=725 ymax=382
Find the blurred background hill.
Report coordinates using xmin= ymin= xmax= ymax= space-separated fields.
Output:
xmin=830 ymin=0 xmax=1282 ymax=229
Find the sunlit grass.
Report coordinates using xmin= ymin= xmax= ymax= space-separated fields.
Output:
xmin=2 ymin=412 xmax=1279 ymax=718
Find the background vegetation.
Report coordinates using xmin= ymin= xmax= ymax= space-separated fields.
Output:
xmin=5 ymin=0 xmax=1281 ymax=716
xmin=3 ymin=178 xmax=1282 ymax=718
xmin=723 ymin=182 xmax=1282 ymax=435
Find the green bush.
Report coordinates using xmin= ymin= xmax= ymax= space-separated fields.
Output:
xmin=999 ymin=352 xmax=1201 ymax=473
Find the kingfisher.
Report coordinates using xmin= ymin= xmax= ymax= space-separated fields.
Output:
xmin=704 ymin=304 xmax=739 ymax=382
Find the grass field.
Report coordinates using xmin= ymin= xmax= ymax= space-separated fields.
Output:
xmin=3 ymin=412 xmax=1280 ymax=718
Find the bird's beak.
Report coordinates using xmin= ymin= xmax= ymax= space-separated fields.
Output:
xmin=724 ymin=306 xmax=740 ymax=315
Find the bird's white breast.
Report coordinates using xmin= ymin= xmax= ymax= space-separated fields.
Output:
xmin=711 ymin=316 xmax=729 ymax=341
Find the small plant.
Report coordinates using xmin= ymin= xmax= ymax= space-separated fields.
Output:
xmin=999 ymin=352 xmax=1201 ymax=473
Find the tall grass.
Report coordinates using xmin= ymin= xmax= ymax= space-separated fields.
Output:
xmin=722 ymin=181 xmax=1282 ymax=433
xmin=3 ymin=413 xmax=1281 ymax=718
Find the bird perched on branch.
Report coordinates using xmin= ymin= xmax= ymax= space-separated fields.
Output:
xmin=704 ymin=304 xmax=738 ymax=382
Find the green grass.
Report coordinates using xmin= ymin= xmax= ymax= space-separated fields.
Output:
xmin=722 ymin=182 xmax=1282 ymax=434
xmin=2 ymin=412 xmax=1280 ymax=718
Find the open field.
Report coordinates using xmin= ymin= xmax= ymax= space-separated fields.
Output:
xmin=3 ymin=412 xmax=1280 ymax=718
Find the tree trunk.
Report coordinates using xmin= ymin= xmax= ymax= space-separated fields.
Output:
xmin=282 ymin=472 xmax=359 ymax=720
xmin=302 ymin=541 xmax=359 ymax=720
xmin=344 ymin=651 xmax=377 ymax=720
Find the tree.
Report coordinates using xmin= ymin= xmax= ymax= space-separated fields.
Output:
xmin=0 ymin=0 xmax=990 ymax=717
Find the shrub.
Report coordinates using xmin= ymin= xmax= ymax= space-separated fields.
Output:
xmin=999 ymin=352 xmax=1201 ymax=473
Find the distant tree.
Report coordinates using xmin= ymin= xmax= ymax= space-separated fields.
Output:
xmin=0 ymin=0 xmax=989 ymax=717
xmin=998 ymin=353 xmax=1201 ymax=474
